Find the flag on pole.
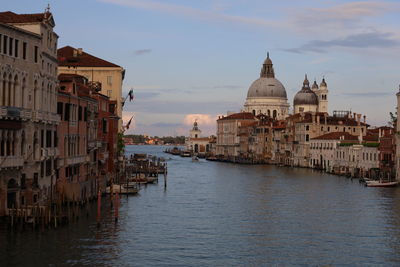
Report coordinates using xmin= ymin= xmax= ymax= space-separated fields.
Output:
xmin=125 ymin=116 xmax=134 ymax=130
xmin=128 ymin=89 xmax=134 ymax=101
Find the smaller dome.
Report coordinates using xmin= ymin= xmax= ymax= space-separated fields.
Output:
xmin=320 ymin=78 xmax=327 ymax=87
xmin=312 ymin=80 xmax=319 ymax=90
xmin=294 ymin=89 xmax=319 ymax=105
xmin=294 ymin=75 xmax=318 ymax=106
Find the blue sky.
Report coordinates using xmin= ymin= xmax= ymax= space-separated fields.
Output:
xmin=3 ymin=0 xmax=400 ymax=136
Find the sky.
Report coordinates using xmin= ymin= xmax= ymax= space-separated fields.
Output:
xmin=3 ymin=0 xmax=400 ymax=136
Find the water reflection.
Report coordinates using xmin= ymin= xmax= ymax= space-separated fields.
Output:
xmin=1 ymin=145 xmax=400 ymax=266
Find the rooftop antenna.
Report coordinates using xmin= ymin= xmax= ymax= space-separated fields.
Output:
xmin=45 ymin=3 xmax=50 ymax=13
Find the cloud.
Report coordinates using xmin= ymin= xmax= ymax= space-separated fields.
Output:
xmin=284 ymin=32 xmax=400 ymax=53
xmin=134 ymin=49 xmax=152 ymax=55
xmin=150 ymin=122 xmax=183 ymax=127
xmin=99 ymin=0 xmax=277 ymax=29
xmin=340 ymin=92 xmax=393 ymax=98
xmin=133 ymin=91 xmax=160 ymax=99
xmin=183 ymin=114 xmax=218 ymax=126
xmin=212 ymin=85 xmax=242 ymax=90
xmin=294 ymin=1 xmax=399 ymax=30
xmin=124 ymin=100 xmax=241 ymax=114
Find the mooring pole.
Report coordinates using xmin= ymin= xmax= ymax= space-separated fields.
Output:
xmin=97 ymin=190 xmax=101 ymax=228
xmin=114 ymin=192 xmax=119 ymax=223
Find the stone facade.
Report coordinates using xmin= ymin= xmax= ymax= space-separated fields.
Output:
xmin=0 ymin=11 xmax=59 ymax=215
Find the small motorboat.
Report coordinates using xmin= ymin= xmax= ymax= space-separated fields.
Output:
xmin=366 ymin=180 xmax=399 ymax=187
xmin=192 ymin=156 xmax=199 ymax=162
xmin=106 ymin=184 xmax=139 ymax=194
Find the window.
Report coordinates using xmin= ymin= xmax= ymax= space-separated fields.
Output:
xmin=102 ymin=118 xmax=107 ymax=133
xmin=21 ymin=174 xmax=26 ymax=189
xmin=57 ymin=102 xmax=63 ymax=116
xmin=64 ymin=103 xmax=70 ymax=121
xmin=107 ymin=76 xmax=112 ymax=85
xmin=46 ymin=130 xmax=52 ymax=148
xmin=305 ymin=125 xmax=309 ymax=131
xmin=3 ymin=36 xmax=8 ymax=54
xmin=78 ymin=106 xmax=82 ymax=121
xmin=34 ymin=46 xmax=38 ymax=63
xmin=84 ymin=107 xmax=87 ymax=121
xmin=54 ymin=131 xmax=58 ymax=147
xmin=14 ymin=39 xmax=18 ymax=57
xmin=22 ymin=42 xmax=27 ymax=59
xmin=9 ymin=37 xmax=13 ymax=55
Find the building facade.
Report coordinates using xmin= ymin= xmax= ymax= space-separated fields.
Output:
xmin=0 ymin=10 xmax=59 ymax=215
xmin=57 ymin=46 xmax=125 ymax=131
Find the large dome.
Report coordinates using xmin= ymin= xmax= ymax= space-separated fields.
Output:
xmin=246 ymin=53 xmax=287 ymax=99
xmin=247 ymin=77 xmax=287 ymax=98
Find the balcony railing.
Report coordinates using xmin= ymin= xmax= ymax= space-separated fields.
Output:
xmin=0 ymin=156 xmax=24 ymax=169
xmin=64 ymin=155 xmax=89 ymax=165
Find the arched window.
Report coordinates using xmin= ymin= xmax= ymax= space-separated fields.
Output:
xmin=305 ymin=134 xmax=309 ymax=142
xmin=267 ymin=110 xmax=271 ymax=117
xmin=2 ymin=73 xmax=6 ymax=106
xmin=21 ymin=78 xmax=26 ymax=108
xmin=20 ymin=131 xmax=25 ymax=157
xmin=194 ymin=144 xmax=199 ymax=153
xmin=273 ymin=110 xmax=277 ymax=118
xmin=8 ymin=74 xmax=12 ymax=106
xmin=33 ymin=80 xmax=38 ymax=110
xmin=13 ymin=75 xmax=18 ymax=107
xmin=252 ymin=110 xmax=255 ymax=116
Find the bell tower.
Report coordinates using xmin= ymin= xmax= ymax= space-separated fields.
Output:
xmin=316 ymin=78 xmax=329 ymax=113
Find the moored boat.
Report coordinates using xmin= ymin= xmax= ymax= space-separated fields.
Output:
xmin=106 ymin=184 xmax=139 ymax=194
xmin=366 ymin=180 xmax=399 ymax=187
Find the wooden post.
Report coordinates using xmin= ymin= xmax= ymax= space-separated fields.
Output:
xmin=114 ymin=192 xmax=119 ymax=223
xmin=97 ymin=190 xmax=101 ymax=228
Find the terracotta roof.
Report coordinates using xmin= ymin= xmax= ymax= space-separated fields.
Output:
xmin=218 ymin=112 xmax=255 ymax=121
xmin=58 ymin=46 xmax=121 ymax=68
xmin=288 ymin=112 xmax=368 ymax=127
xmin=0 ymin=11 xmax=47 ymax=23
xmin=311 ymin=132 xmax=358 ymax=141
xmin=364 ymin=134 xmax=379 ymax=142
xmin=58 ymin=73 xmax=87 ymax=82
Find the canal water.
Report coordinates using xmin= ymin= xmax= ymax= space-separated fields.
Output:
xmin=2 ymin=145 xmax=400 ymax=266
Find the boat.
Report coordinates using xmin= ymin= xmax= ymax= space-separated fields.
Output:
xmin=365 ymin=180 xmax=399 ymax=187
xmin=106 ymin=184 xmax=139 ymax=194
xmin=192 ymin=156 xmax=199 ymax=162
xmin=181 ymin=151 xmax=191 ymax=157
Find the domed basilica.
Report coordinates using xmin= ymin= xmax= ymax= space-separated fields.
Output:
xmin=244 ymin=53 xmax=289 ymax=120
xmin=244 ymin=54 xmax=329 ymax=118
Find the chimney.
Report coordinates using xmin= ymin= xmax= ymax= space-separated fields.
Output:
xmin=357 ymin=114 xmax=361 ymax=126
xmin=363 ymin=115 xmax=366 ymax=124
xmin=353 ymin=112 xmax=356 ymax=119
xmin=73 ymin=49 xmax=78 ymax=57
xmin=78 ymin=48 xmax=83 ymax=55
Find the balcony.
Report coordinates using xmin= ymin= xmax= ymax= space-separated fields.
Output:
xmin=65 ymin=155 xmax=89 ymax=165
xmin=0 ymin=156 xmax=24 ymax=169
xmin=41 ymin=147 xmax=59 ymax=159
xmin=0 ymin=106 xmax=34 ymax=121
xmin=32 ymin=110 xmax=60 ymax=124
